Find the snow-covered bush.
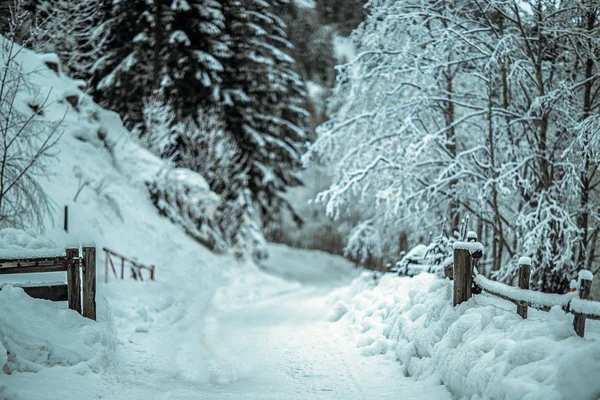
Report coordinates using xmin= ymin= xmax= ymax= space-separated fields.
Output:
xmin=136 ymin=96 xmax=180 ymax=159
xmin=178 ymin=107 xmax=237 ymax=187
xmin=395 ymin=234 xmax=454 ymax=277
xmin=147 ymin=168 xmax=225 ymax=251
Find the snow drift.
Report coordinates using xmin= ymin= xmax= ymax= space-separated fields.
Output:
xmin=0 ymin=285 xmax=111 ymax=374
xmin=329 ymin=273 xmax=600 ymax=400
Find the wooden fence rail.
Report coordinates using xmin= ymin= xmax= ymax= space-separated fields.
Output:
xmin=103 ymin=247 xmax=155 ymax=283
xmin=453 ymin=235 xmax=600 ymax=337
xmin=0 ymin=246 xmax=96 ymax=320
xmin=452 ymin=235 xmax=599 ymax=337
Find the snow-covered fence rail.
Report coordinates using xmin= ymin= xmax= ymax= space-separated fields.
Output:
xmin=0 ymin=246 xmax=96 ymax=320
xmin=103 ymin=247 xmax=155 ymax=283
xmin=452 ymin=237 xmax=599 ymax=337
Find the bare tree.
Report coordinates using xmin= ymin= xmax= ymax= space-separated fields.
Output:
xmin=0 ymin=2 xmax=62 ymax=229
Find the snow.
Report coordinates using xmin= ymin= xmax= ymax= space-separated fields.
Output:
xmin=258 ymin=242 xmax=357 ymax=285
xmin=171 ymin=0 xmax=191 ymax=11
xmin=332 ymin=34 xmax=356 ymax=64
xmin=404 ymin=244 xmax=428 ymax=260
xmin=0 ymin=243 xmax=453 ymax=400
xmin=293 ymin=0 xmax=315 ymax=8
xmin=201 ymin=246 xmax=450 ymax=399
xmin=1 ymin=33 xmax=599 ymax=400
xmin=0 ymin=35 xmax=223 ymax=397
xmin=37 ymin=53 xmax=61 ymax=73
xmin=571 ymin=298 xmax=600 ymax=317
xmin=518 ymin=256 xmax=532 ymax=266
xmin=169 ymin=30 xmax=191 ymax=46
xmin=452 ymin=240 xmax=484 ymax=254
xmin=0 ymin=229 xmax=64 ymax=260
xmin=475 ymin=274 xmax=575 ymax=308
xmin=329 ymin=273 xmax=600 ymax=399
xmin=579 ymin=269 xmax=594 ymax=282
xmin=0 ymin=285 xmax=110 ymax=374
xmin=0 ymin=37 xmax=451 ymax=400
xmin=0 ymin=280 xmax=64 ymax=289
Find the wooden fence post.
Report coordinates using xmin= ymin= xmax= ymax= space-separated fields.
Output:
xmin=82 ymin=246 xmax=96 ymax=321
xmin=64 ymin=205 xmax=68 ymax=232
xmin=66 ymin=248 xmax=81 ymax=314
xmin=453 ymin=243 xmax=473 ymax=306
xmin=573 ymin=271 xmax=593 ymax=337
xmin=104 ymin=249 xmax=108 ymax=284
xmin=517 ymin=258 xmax=531 ymax=319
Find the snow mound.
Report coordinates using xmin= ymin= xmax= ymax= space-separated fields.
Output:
xmin=0 ymin=285 xmax=110 ymax=374
xmin=0 ymin=228 xmax=63 ymax=260
xmin=330 ymin=273 xmax=600 ymax=399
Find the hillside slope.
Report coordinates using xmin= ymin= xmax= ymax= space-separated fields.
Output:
xmin=0 ymin=36 xmax=228 ymax=398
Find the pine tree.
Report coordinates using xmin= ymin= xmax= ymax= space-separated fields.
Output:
xmin=221 ymin=0 xmax=309 ymax=226
xmin=92 ymin=0 xmax=228 ymax=131
xmin=91 ymin=0 xmax=164 ymax=129
xmin=163 ymin=0 xmax=228 ymax=118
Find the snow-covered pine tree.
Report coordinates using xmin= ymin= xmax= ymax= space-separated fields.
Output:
xmin=137 ymin=96 xmax=181 ymax=159
xmin=220 ymin=0 xmax=309 ymax=226
xmin=163 ymin=0 xmax=228 ymax=118
xmin=91 ymin=0 xmax=163 ymax=129
xmin=92 ymin=0 xmax=228 ymax=137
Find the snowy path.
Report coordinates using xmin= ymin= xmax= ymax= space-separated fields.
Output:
xmin=201 ymin=282 xmax=451 ymax=400
xmin=1 ymin=244 xmax=451 ymax=400
xmin=193 ymin=244 xmax=451 ymax=399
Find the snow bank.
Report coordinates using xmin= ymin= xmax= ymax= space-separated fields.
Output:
xmin=329 ymin=273 xmax=600 ymax=400
xmin=0 ymin=285 xmax=110 ymax=374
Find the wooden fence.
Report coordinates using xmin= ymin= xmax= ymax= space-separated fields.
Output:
xmin=452 ymin=236 xmax=599 ymax=337
xmin=0 ymin=246 xmax=96 ymax=320
xmin=103 ymin=247 xmax=155 ymax=283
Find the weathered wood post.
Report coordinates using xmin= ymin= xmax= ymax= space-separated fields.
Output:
xmin=573 ymin=270 xmax=593 ymax=337
xmin=82 ymin=246 xmax=97 ymax=320
xmin=104 ymin=249 xmax=108 ymax=284
xmin=453 ymin=237 xmax=483 ymax=306
xmin=453 ymin=243 xmax=472 ymax=306
xmin=63 ymin=206 xmax=68 ymax=232
xmin=66 ymin=247 xmax=81 ymax=314
xmin=517 ymin=257 xmax=531 ymax=319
